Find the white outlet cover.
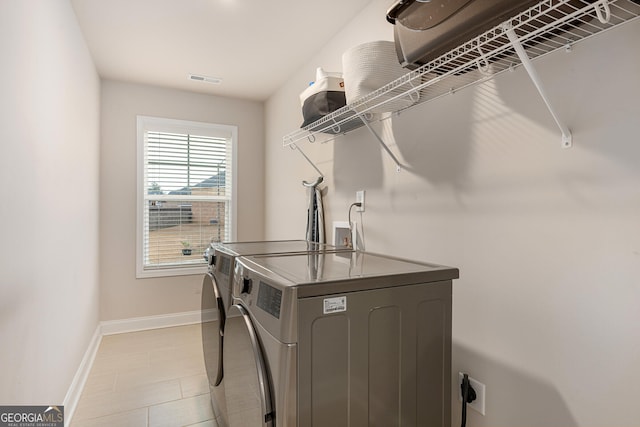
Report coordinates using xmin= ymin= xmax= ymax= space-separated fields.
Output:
xmin=458 ymin=372 xmax=486 ymax=416
xmin=355 ymin=190 xmax=365 ymax=212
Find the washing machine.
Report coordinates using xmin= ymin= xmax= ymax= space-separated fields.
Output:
xmin=225 ymin=250 xmax=459 ymax=427
xmin=201 ymin=240 xmax=352 ymax=427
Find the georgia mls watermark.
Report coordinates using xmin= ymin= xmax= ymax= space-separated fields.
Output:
xmin=0 ymin=406 xmax=63 ymax=427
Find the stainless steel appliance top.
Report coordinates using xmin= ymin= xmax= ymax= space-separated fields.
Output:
xmin=205 ymin=239 xmax=352 ymax=273
xmin=213 ymin=239 xmax=344 ymax=257
xmin=238 ymin=251 xmax=459 ymax=298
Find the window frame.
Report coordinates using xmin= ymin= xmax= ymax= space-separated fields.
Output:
xmin=136 ymin=116 xmax=238 ymax=278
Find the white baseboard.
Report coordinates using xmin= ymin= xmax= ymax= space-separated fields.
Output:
xmin=63 ymin=325 xmax=102 ymax=426
xmin=101 ymin=309 xmax=206 ymax=335
xmin=65 ymin=310 xmax=212 ymax=426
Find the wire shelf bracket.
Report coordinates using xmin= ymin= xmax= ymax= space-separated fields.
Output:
xmin=503 ymin=22 xmax=573 ymax=148
xmin=359 ymin=115 xmax=404 ymax=172
xmin=290 ymin=143 xmax=324 ymax=178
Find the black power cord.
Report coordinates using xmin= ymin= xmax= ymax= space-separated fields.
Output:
xmin=461 ymin=373 xmax=477 ymax=427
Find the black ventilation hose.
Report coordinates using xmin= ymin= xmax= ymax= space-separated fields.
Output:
xmin=461 ymin=373 xmax=477 ymax=427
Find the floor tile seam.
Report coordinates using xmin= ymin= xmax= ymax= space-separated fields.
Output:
xmin=106 ymin=392 xmax=182 ymax=418
xmin=74 ymin=385 xmax=118 ymax=404
xmin=98 ymin=343 xmax=188 ymax=356
xmin=179 ymin=374 xmax=185 ymax=398
xmin=182 ymin=420 xmax=216 ymax=427
xmin=148 ymin=392 xmax=214 ymax=411
xmin=72 ymin=406 xmax=149 ymax=423
xmin=181 ymin=390 xmax=209 ymax=399
xmin=76 ymin=374 xmax=117 ymax=397
xmin=114 ymin=371 xmax=204 ymax=393
xmin=147 ymin=394 xmax=197 ymax=411
xmin=76 ymin=378 xmax=183 ymax=417
xmin=113 ymin=352 xmax=173 ymax=392
xmin=90 ymin=353 xmax=152 ymax=376
xmin=147 ymin=395 xmax=214 ymax=427
xmin=117 ymin=377 xmax=183 ymax=395
xmin=84 ymin=364 xmax=141 ymax=376
xmin=148 ymin=353 xmax=207 ymax=365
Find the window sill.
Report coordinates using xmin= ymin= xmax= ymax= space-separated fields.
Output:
xmin=136 ymin=264 xmax=208 ymax=279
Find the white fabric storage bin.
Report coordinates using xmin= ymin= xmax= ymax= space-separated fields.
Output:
xmin=342 ymin=40 xmax=418 ymax=113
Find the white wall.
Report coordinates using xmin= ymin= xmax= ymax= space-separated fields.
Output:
xmin=100 ymin=81 xmax=264 ymax=321
xmin=265 ymin=1 xmax=640 ymax=425
xmin=0 ymin=0 xmax=101 ymax=405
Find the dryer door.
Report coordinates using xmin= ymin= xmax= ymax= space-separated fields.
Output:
xmin=201 ymin=273 xmax=227 ymax=424
xmin=202 ymin=272 xmax=225 ymax=385
xmin=224 ymin=303 xmax=274 ymax=427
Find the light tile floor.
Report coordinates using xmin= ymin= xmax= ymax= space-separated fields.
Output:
xmin=71 ymin=324 xmax=217 ymax=427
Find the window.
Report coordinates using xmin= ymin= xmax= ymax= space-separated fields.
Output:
xmin=137 ymin=116 xmax=237 ymax=278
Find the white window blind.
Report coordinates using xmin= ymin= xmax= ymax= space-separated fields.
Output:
xmin=137 ymin=116 xmax=237 ymax=277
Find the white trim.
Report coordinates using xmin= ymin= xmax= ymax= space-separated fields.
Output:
xmin=136 ymin=265 xmax=208 ymax=279
xmin=135 ymin=115 xmax=238 ymax=278
xmin=63 ymin=325 xmax=102 ymax=427
xmin=100 ymin=309 xmax=207 ymax=335
xmin=229 ymin=126 xmax=238 ymax=241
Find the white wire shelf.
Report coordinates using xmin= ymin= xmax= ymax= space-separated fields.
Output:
xmin=283 ymin=0 xmax=640 ymax=150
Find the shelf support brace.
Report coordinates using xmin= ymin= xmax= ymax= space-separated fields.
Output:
xmin=291 ymin=143 xmax=324 ymax=177
xmin=358 ymin=115 xmax=404 ymax=172
xmin=503 ymin=22 xmax=573 ymax=148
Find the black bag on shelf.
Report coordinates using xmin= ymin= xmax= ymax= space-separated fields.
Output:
xmin=300 ymin=67 xmax=346 ymax=128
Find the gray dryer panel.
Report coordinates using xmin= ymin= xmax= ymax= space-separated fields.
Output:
xmin=297 ymin=281 xmax=452 ymax=427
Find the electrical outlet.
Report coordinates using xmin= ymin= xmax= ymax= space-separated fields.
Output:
xmin=356 ymin=190 xmax=365 ymax=212
xmin=458 ymin=372 xmax=486 ymax=416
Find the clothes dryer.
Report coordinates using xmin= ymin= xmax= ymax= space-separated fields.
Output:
xmin=201 ymin=240 xmax=351 ymax=426
xmin=225 ymin=251 xmax=459 ymax=427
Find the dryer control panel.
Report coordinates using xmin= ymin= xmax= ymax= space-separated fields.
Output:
xmin=257 ymin=282 xmax=282 ymax=319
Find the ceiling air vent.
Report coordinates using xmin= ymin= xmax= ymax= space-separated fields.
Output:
xmin=188 ymin=74 xmax=222 ymax=84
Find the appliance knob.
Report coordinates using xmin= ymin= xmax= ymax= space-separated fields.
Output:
xmin=241 ymin=278 xmax=253 ymax=294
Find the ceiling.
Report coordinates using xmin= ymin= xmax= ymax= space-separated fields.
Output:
xmin=71 ymin=0 xmax=374 ymax=101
